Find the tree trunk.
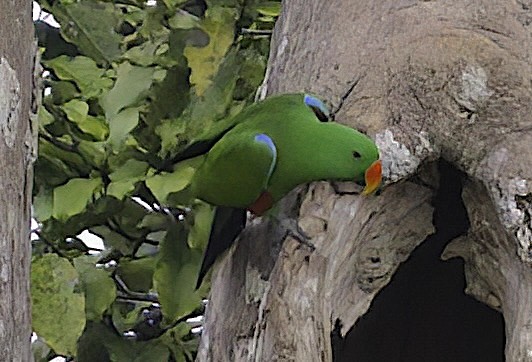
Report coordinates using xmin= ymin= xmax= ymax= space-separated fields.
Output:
xmin=198 ymin=1 xmax=531 ymax=361
xmin=0 ymin=1 xmax=36 ymax=360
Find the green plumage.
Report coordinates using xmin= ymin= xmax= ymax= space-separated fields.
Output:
xmin=186 ymin=93 xmax=381 ymax=288
xmin=192 ymin=94 xmax=379 ymax=207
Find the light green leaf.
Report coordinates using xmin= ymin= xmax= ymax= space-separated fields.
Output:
xmin=106 ymin=181 xmax=135 ymax=200
xmin=155 ymin=118 xmax=185 ymax=157
xmin=38 ymin=106 xmax=55 ymax=128
xmin=52 ymin=177 xmax=102 ymax=220
xmin=110 ymin=159 xmax=150 ymax=182
xmin=184 ymin=7 xmax=237 ymax=96
xmin=74 ymin=256 xmax=117 ymax=321
xmin=145 ymin=161 xmax=197 ymax=203
xmin=31 ymin=254 xmax=86 ymax=356
xmin=187 ymin=201 xmax=213 ymax=249
xmin=81 ymin=115 xmax=109 ymax=140
xmin=45 ymin=55 xmax=113 ymax=98
xmin=107 ymin=159 xmax=150 ymax=199
xmin=123 ymin=41 xmax=159 ymax=67
xmin=100 ymin=62 xmax=155 ymax=119
xmin=162 ymin=0 xmax=190 ymax=10
xmin=63 ymin=99 xmax=88 ymax=122
xmin=255 ymin=1 xmax=281 ymax=17
xmin=77 ymin=140 xmax=106 ymax=167
xmin=62 ymin=100 xmax=109 ymax=140
xmin=153 ymin=223 xmax=202 ymax=321
xmin=108 ymin=107 xmax=140 ymax=150
xmin=168 ymin=12 xmax=200 ymax=29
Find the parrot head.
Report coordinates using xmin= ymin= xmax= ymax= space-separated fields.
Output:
xmin=301 ymin=94 xmax=382 ymax=195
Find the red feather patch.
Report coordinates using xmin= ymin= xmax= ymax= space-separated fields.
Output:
xmin=248 ymin=191 xmax=274 ymax=216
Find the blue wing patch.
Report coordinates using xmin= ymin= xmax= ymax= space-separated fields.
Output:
xmin=304 ymin=94 xmax=330 ymax=122
xmin=254 ymin=133 xmax=277 ymax=186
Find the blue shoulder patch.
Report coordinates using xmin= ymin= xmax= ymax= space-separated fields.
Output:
xmin=304 ymin=94 xmax=330 ymax=121
xmin=254 ymin=133 xmax=277 ymax=184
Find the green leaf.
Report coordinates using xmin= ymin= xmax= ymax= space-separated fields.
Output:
xmin=155 ymin=117 xmax=186 ymax=156
xmin=116 ymin=257 xmax=157 ymax=293
xmin=77 ymin=140 xmax=106 ymax=167
xmin=255 ymin=1 xmax=282 ymax=17
xmin=110 ymin=339 xmax=170 ymax=362
xmin=147 ymin=66 xmax=190 ymax=128
xmin=184 ymin=7 xmax=237 ymax=96
xmin=63 ymin=99 xmax=109 ymax=140
xmin=53 ymin=2 xmax=122 ymax=64
xmin=45 ymin=55 xmax=113 ymax=98
xmin=108 ymin=107 xmax=140 ymax=150
xmin=90 ymin=225 xmax=132 ymax=255
xmin=162 ymin=0 xmax=190 ymax=10
xmin=168 ymin=12 xmax=200 ymax=29
xmin=111 ymin=303 xmax=146 ymax=335
xmin=101 ymin=62 xmax=156 ymax=119
xmin=187 ymin=201 xmax=213 ymax=249
xmin=74 ymin=256 xmax=117 ymax=321
xmin=161 ymin=323 xmax=197 ymax=362
xmin=123 ymin=41 xmax=160 ymax=67
xmin=110 ymin=159 xmax=150 ymax=182
xmin=31 ymin=254 xmax=86 ymax=356
xmin=77 ymin=322 xmax=113 ymax=362
xmin=63 ymin=99 xmax=89 ymax=123
xmin=50 ymin=80 xmax=79 ymax=104
xmin=33 ymin=188 xmax=53 ymax=222
xmin=145 ymin=159 xmax=197 ymax=203
xmin=38 ymin=105 xmax=55 ymax=128
xmin=32 ymin=337 xmax=51 ymax=362
xmin=153 ymin=223 xmax=202 ymax=321
xmin=52 ymin=177 xmax=102 ymax=220
xmin=184 ymin=48 xmax=243 ymax=138
xmin=140 ymin=214 xmax=169 ymax=231
xmin=107 ymin=159 xmax=150 ymax=199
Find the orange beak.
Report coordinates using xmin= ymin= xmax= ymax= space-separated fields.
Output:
xmin=362 ymin=160 xmax=382 ymax=195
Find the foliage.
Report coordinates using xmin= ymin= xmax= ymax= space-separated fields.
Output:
xmin=32 ymin=0 xmax=281 ymax=360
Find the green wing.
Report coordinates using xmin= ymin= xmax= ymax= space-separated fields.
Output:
xmin=193 ymin=132 xmax=277 ymax=288
xmin=192 ymin=131 xmax=277 ymax=208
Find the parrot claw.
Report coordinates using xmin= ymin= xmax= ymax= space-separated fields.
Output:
xmin=279 ymin=218 xmax=315 ymax=251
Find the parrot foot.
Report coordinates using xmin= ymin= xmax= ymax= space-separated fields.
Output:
xmin=279 ymin=218 xmax=315 ymax=251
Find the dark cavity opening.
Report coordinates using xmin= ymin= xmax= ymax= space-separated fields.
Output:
xmin=332 ymin=161 xmax=505 ymax=362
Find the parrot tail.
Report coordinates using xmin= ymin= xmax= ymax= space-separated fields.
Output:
xmin=195 ymin=206 xmax=246 ymax=289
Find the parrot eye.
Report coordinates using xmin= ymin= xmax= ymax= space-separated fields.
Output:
xmin=352 ymin=151 xmax=362 ymax=159
xmin=304 ymin=94 xmax=330 ymax=122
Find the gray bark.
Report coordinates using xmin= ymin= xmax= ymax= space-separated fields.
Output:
xmin=0 ymin=1 xmax=36 ymax=360
xmin=198 ymin=1 xmax=531 ymax=361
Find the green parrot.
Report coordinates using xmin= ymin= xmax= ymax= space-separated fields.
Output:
xmin=175 ymin=93 xmax=382 ymax=288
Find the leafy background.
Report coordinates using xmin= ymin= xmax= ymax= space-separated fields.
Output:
xmin=32 ymin=0 xmax=280 ymax=360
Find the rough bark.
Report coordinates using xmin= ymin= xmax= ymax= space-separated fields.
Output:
xmin=0 ymin=1 xmax=36 ymax=360
xmin=198 ymin=1 xmax=531 ymax=361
